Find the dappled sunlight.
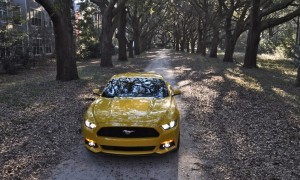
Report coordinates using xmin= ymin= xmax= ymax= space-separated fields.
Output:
xmin=225 ymin=68 xmax=263 ymax=92
xmin=209 ymin=76 xmax=224 ymax=83
xmin=258 ymin=52 xmax=286 ymax=61
xmin=2 ymin=49 xmax=299 ymax=179
xmin=272 ymin=87 xmax=300 ymax=106
xmin=0 ymin=81 xmax=18 ymax=91
xmin=23 ymin=102 xmax=59 ymax=113
xmin=258 ymin=59 xmax=296 ymax=77
xmin=90 ymin=61 xmax=100 ymax=64
xmin=174 ymin=66 xmax=192 ymax=71
xmin=145 ymin=55 xmax=159 ymax=58
xmin=173 ymin=66 xmax=194 ymax=75
xmin=222 ymin=90 xmax=239 ymax=104
xmin=177 ymin=79 xmax=192 ymax=88
xmin=77 ymin=65 xmax=88 ymax=68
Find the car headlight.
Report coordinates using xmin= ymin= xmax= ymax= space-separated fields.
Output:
xmin=85 ymin=120 xmax=97 ymax=129
xmin=162 ymin=120 xmax=177 ymax=130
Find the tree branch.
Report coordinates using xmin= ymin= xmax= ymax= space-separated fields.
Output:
xmin=260 ymin=0 xmax=295 ymax=18
xmin=112 ymin=0 xmax=128 ymax=17
xmin=90 ymin=0 xmax=109 ymax=13
xmin=260 ymin=7 xmax=300 ymax=31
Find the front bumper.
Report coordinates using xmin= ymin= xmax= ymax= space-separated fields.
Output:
xmin=82 ymin=123 xmax=180 ymax=155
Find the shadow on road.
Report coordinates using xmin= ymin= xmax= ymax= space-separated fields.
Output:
xmin=50 ymin=145 xmax=179 ymax=180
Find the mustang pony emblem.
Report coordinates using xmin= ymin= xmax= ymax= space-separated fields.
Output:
xmin=122 ymin=130 xmax=135 ymax=135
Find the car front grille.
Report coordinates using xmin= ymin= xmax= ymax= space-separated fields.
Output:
xmin=101 ymin=145 xmax=156 ymax=151
xmin=97 ymin=127 xmax=159 ymax=138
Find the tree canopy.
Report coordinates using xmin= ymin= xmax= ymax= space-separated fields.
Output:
xmin=4 ymin=0 xmax=300 ymax=85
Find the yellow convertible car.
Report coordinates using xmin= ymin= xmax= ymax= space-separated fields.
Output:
xmin=82 ymin=72 xmax=181 ymax=155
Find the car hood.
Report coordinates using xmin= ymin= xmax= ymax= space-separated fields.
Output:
xmin=92 ymin=97 xmax=173 ymax=124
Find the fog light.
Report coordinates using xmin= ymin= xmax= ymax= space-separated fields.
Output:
xmin=160 ymin=140 xmax=175 ymax=149
xmin=163 ymin=142 xmax=171 ymax=148
xmin=89 ymin=141 xmax=96 ymax=147
xmin=85 ymin=138 xmax=98 ymax=148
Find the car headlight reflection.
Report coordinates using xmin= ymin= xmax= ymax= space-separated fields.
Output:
xmin=85 ymin=120 xmax=97 ymax=129
xmin=162 ymin=120 xmax=177 ymax=130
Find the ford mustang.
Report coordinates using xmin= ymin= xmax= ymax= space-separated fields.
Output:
xmin=82 ymin=72 xmax=181 ymax=155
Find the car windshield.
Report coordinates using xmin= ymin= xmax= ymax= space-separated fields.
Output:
xmin=102 ymin=78 xmax=169 ymax=98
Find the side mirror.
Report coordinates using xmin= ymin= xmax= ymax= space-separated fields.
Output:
xmin=172 ymin=89 xmax=181 ymax=96
xmin=93 ymin=89 xmax=101 ymax=96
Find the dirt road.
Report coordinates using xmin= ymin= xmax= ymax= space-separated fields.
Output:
xmin=1 ymin=49 xmax=299 ymax=179
xmin=49 ymin=49 xmax=204 ymax=180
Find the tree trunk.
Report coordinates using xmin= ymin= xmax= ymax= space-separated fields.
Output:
xmin=219 ymin=38 xmax=224 ymax=50
xmin=186 ymin=39 xmax=190 ymax=53
xmin=118 ymin=7 xmax=127 ymax=61
xmin=173 ymin=35 xmax=176 ymax=49
xmin=223 ymin=37 xmax=236 ymax=62
xmin=35 ymin=0 xmax=78 ymax=81
xmin=191 ymin=38 xmax=196 ymax=53
xmin=101 ymin=6 xmax=114 ymax=67
xmin=296 ymin=16 xmax=300 ymax=45
xmin=197 ymin=20 xmax=206 ymax=56
xmin=180 ymin=39 xmax=185 ymax=51
xmin=133 ymin=25 xmax=141 ymax=55
xmin=244 ymin=0 xmax=261 ymax=68
xmin=296 ymin=66 xmax=300 ymax=86
xmin=175 ymin=33 xmax=180 ymax=51
xmin=209 ymin=28 xmax=219 ymax=58
xmin=128 ymin=40 xmax=134 ymax=58
xmin=223 ymin=12 xmax=234 ymax=62
xmin=244 ymin=30 xmax=260 ymax=68
xmin=53 ymin=16 xmax=79 ymax=81
xmin=222 ymin=1 xmax=249 ymax=63
xmin=92 ymin=0 xmax=128 ymax=66
xmin=197 ymin=22 xmax=202 ymax=53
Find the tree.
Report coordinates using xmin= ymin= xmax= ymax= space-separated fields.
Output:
xmin=244 ymin=0 xmax=300 ymax=68
xmin=208 ymin=2 xmax=223 ymax=58
xmin=190 ymin=0 xmax=218 ymax=56
xmin=191 ymin=0 xmax=209 ymax=56
xmin=91 ymin=0 xmax=128 ymax=67
xmin=127 ymin=0 xmax=170 ymax=54
xmin=117 ymin=7 xmax=127 ymax=61
xmin=295 ymin=16 xmax=300 ymax=45
xmin=35 ymin=0 xmax=79 ymax=81
xmin=296 ymin=62 xmax=300 ymax=86
xmin=219 ymin=0 xmax=250 ymax=62
xmin=244 ymin=0 xmax=261 ymax=68
xmin=75 ymin=1 xmax=101 ymax=60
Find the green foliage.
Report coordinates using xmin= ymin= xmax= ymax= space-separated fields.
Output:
xmin=258 ymin=20 xmax=297 ymax=56
xmin=279 ymin=21 xmax=296 ymax=57
xmin=259 ymin=38 xmax=278 ymax=54
xmin=235 ymin=32 xmax=248 ymax=52
xmin=281 ymin=34 xmax=296 ymax=57
xmin=75 ymin=1 xmax=101 ymax=60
